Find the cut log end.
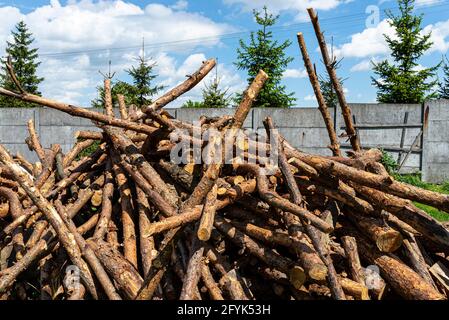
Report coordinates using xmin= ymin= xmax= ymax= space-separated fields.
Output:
xmin=197 ymin=228 xmax=212 ymax=242
xmin=289 ymin=266 xmax=306 ymax=290
xmin=376 ymin=229 xmax=403 ymax=253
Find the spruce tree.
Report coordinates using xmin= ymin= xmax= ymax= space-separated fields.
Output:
xmin=235 ymin=6 xmax=295 ymax=108
xmin=202 ymin=76 xmax=231 ymax=108
xmin=127 ymin=56 xmax=164 ymax=107
xmin=371 ymin=0 xmax=439 ymax=103
xmin=181 ymin=100 xmax=204 ymax=108
xmin=438 ymin=57 xmax=449 ymax=99
xmin=0 ymin=21 xmax=43 ymax=108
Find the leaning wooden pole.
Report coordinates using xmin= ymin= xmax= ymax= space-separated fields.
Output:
xmin=307 ymin=8 xmax=361 ymax=152
xmin=297 ymin=32 xmax=341 ymax=156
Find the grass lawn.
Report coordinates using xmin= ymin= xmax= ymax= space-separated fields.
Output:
xmin=394 ymin=173 xmax=449 ymax=222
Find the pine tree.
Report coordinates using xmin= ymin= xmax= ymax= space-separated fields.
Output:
xmin=202 ymin=75 xmax=231 ymax=108
xmin=438 ymin=57 xmax=449 ymax=99
xmin=0 ymin=21 xmax=44 ymax=108
xmin=235 ymin=6 xmax=295 ymax=108
xmin=372 ymin=0 xmax=439 ymax=103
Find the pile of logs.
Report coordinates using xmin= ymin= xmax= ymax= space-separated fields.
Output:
xmin=0 ymin=8 xmax=449 ymax=300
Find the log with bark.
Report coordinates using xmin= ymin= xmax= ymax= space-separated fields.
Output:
xmin=0 ymin=31 xmax=448 ymax=301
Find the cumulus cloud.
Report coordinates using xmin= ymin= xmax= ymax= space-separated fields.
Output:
xmin=283 ymin=68 xmax=308 ymax=79
xmin=336 ymin=16 xmax=449 ymax=62
xmin=223 ymin=0 xmax=348 ymax=21
xmin=304 ymin=94 xmax=317 ymax=101
xmin=171 ymin=0 xmax=188 ymax=11
xmin=416 ymin=0 xmax=442 ymax=7
xmin=334 ymin=20 xmax=395 ymax=59
xmin=154 ymin=52 xmax=246 ymax=106
xmin=424 ymin=19 xmax=449 ymax=53
xmin=0 ymin=0 xmax=236 ymax=106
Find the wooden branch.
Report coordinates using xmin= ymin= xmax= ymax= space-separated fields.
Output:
xmin=201 ymin=261 xmax=224 ymax=300
xmin=112 ymin=158 xmax=138 ymax=269
xmin=0 ymin=87 xmax=158 ymax=135
xmin=286 ymin=148 xmax=449 ymax=213
xmin=341 ymin=222 xmax=444 ymax=300
xmin=0 ymin=187 xmax=23 ymax=219
xmin=117 ymin=94 xmax=128 ymax=120
xmin=402 ymin=234 xmax=437 ymax=290
xmin=345 ymin=211 xmax=403 ymax=253
xmin=180 ymin=233 xmax=204 ymax=300
xmin=132 ymin=59 xmax=216 ymax=120
xmin=214 ymin=215 xmax=306 ymax=290
xmin=63 ymin=139 xmax=96 ymax=168
xmin=308 ymin=7 xmax=361 ymax=152
xmin=104 ymin=79 xmax=114 ymax=117
xmin=0 ymin=144 xmax=98 ymax=299
xmin=103 ymin=126 xmax=179 ymax=208
xmin=341 ymin=236 xmax=365 ymax=285
xmin=93 ymin=160 xmax=114 ymax=240
xmin=136 ymin=186 xmax=156 ymax=276
xmin=26 ymin=119 xmax=46 ymax=164
xmin=197 ymin=184 xmax=218 ymax=241
xmin=87 ymin=239 xmax=143 ymax=299
xmin=5 ymin=56 xmax=25 ymax=94
xmin=296 ymin=32 xmax=341 ymax=156
xmin=237 ymin=163 xmax=333 ymax=233
xmin=55 ymin=200 xmax=122 ymax=300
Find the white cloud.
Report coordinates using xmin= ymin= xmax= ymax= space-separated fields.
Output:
xmin=171 ymin=0 xmax=188 ymax=11
xmin=0 ymin=1 xmax=236 ymax=106
xmin=304 ymin=94 xmax=317 ymax=101
xmin=424 ymin=20 xmax=449 ymax=53
xmin=350 ymin=59 xmax=373 ymax=72
xmin=334 ymin=19 xmax=395 ymax=59
xmin=416 ymin=0 xmax=442 ymax=7
xmin=283 ymin=68 xmax=308 ymax=79
xmin=336 ymin=16 xmax=449 ymax=61
xmin=155 ymin=52 xmax=246 ymax=106
xmin=223 ymin=0 xmax=348 ymax=21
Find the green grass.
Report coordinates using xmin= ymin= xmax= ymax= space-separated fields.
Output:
xmin=381 ymin=150 xmax=449 ymax=222
xmin=394 ymin=173 xmax=449 ymax=222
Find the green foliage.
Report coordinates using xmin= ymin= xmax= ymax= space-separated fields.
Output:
xmin=318 ymin=60 xmax=345 ymax=109
xmin=202 ymin=76 xmax=231 ymax=108
xmin=92 ymin=56 xmax=164 ymax=108
xmin=0 ymin=21 xmax=44 ymax=108
xmin=438 ymin=56 xmax=449 ymax=99
xmin=76 ymin=139 xmax=101 ymax=160
xmin=91 ymin=80 xmax=135 ymax=109
xmin=394 ymin=173 xmax=449 ymax=221
xmin=380 ymin=149 xmax=399 ymax=174
xmin=371 ymin=0 xmax=439 ymax=103
xmin=234 ymin=6 xmax=295 ymax=108
xmin=127 ymin=56 xmax=165 ymax=106
xmin=381 ymin=149 xmax=449 ymax=221
xmin=181 ymin=100 xmax=204 ymax=108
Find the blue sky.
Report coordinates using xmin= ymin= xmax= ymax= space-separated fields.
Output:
xmin=0 ymin=0 xmax=448 ymax=107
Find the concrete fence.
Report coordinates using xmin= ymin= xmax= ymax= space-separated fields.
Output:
xmin=0 ymin=101 xmax=448 ymax=183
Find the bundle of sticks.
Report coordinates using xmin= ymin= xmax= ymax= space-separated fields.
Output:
xmin=0 ymin=9 xmax=449 ymax=301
